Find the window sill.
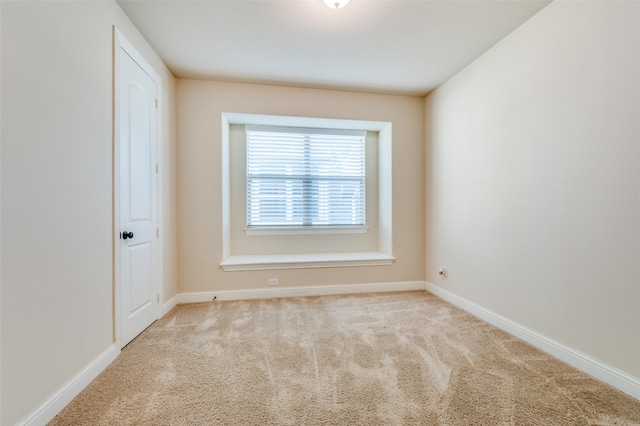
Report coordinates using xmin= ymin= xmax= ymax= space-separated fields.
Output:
xmin=220 ymin=252 xmax=395 ymax=271
xmin=244 ymin=226 xmax=368 ymax=236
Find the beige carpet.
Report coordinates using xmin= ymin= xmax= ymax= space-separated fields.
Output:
xmin=50 ymin=291 xmax=640 ymax=425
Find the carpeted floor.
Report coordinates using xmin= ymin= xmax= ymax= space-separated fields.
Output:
xmin=50 ymin=291 xmax=640 ymax=425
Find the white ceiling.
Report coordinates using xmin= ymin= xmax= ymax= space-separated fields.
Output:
xmin=117 ymin=0 xmax=551 ymax=96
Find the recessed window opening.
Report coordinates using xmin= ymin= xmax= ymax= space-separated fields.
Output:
xmin=221 ymin=112 xmax=393 ymax=270
xmin=246 ymin=125 xmax=366 ymax=229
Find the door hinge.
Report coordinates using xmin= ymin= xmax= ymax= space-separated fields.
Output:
xmin=156 ymin=228 xmax=159 ymax=239
xmin=155 ymin=99 xmax=158 ymax=109
xmin=156 ymin=164 xmax=159 ymax=174
xmin=157 ymin=294 xmax=160 ymax=303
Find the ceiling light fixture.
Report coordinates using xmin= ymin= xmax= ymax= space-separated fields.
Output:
xmin=323 ymin=0 xmax=350 ymax=9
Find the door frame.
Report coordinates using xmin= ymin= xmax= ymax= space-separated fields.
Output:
xmin=113 ymin=27 xmax=162 ymax=348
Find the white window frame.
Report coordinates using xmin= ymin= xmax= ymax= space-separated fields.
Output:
xmin=220 ymin=112 xmax=394 ymax=271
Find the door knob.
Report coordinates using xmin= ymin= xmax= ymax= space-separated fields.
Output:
xmin=122 ymin=231 xmax=134 ymax=240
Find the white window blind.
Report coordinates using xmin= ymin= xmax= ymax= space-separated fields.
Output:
xmin=246 ymin=125 xmax=366 ymax=228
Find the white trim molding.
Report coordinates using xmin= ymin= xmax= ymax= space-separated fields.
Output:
xmin=17 ymin=344 xmax=120 ymax=426
xmin=162 ymin=294 xmax=179 ymax=317
xmin=425 ymin=282 xmax=640 ymax=401
xmin=176 ymin=281 xmax=424 ymax=304
xmin=244 ymin=225 xmax=369 ymax=236
xmin=20 ymin=281 xmax=640 ymax=426
xmin=220 ymin=251 xmax=395 ymax=272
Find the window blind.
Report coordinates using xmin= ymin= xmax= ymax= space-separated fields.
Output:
xmin=246 ymin=125 xmax=366 ymax=227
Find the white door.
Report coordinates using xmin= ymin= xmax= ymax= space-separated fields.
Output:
xmin=118 ymin=40 xmax=159 ymax=347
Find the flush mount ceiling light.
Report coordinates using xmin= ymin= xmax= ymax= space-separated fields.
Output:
xmin=323 ymin=0 xmax=350 ymax=9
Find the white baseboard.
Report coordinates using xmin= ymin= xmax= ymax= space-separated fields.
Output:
xmin=17 ymin=344 xmax=120 ymax=426
xmin=161 ymin=294 xmax=178 ymax=317
xmin=23 ymin=280 xmax=638 ymax=426
xmin=424 ymin=282 xmax=640 ymax=401
xmin=177 ymin=281 xmax=425 ymax=304
xmin=14 ymin=281 xmax=420 ymax=424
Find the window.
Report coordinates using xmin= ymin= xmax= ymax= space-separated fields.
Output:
xmin=246 ymin=126 xmax=366 ymax=229
xmin=220 ymin=112 xmax=394 ymax=271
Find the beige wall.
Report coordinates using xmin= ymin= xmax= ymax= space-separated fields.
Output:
xmin=425 ymin=1 xmax=640 ymax=379
xmin=177 ymin=80 xmax=424 ymax=292
xmin=0 ymin=1 xmax=177 ymax=424
xmin=5 ymin=0 xmax=638 ymax=422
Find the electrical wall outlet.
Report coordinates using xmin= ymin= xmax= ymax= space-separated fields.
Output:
xmin=438 ymin=266 xmax=448 ymax=278
xmin=268 ymin=278 xmax=279 ymax=286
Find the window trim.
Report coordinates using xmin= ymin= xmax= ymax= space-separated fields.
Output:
xmin=220 ymin=252 xmax=395 ymax=272
xmin=244 ymin=225 xmax=369 ymax=236
xmin=221 ymin=112 xmax=393 ymax=271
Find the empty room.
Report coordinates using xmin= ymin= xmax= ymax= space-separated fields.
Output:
xmin=1 ymin=0 xmax=639 ymax=424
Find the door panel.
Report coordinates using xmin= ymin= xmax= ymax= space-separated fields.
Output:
xmin=118 ymin=44 xmax=159 ymax=348
xmin=129 ymin=85 xmax=152 ymax=221
xmin=128 ymin=242 xmax=152 ymax=315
